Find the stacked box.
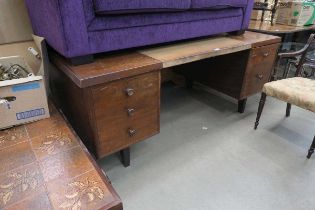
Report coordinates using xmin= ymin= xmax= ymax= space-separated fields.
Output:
xmin=251 ymin=0 xmax=274 ymax=21
xmin=276 ymin=1 xmax=315 ymax=26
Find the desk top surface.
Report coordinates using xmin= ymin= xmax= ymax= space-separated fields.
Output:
xmin=249 ymin=20 xmax=315 ymax=34
xmin=139 ymin=36 xmax=251 ymax=68
xmin=51 ymin=31 xmax=281 ymax=88
xmin=0 ymin=104 xmax=122 ymax=210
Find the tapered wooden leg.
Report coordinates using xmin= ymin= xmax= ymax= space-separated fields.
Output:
xmin=238 ymin=99 xmax=247 ymax=113
xmin=120 ymin=147 xmax=130 ymax=167
xmin=286 ymin=103 xmax=291 ymax=117
xmin=307 ymin=136 xmax=315 ymax=159
xmin=255 ymin=93 xmax=267 ymax=130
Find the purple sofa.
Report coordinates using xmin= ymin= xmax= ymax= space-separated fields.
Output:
xmin=25 ymin=0 xmax=254 ymax=63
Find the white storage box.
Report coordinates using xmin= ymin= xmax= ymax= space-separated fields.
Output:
xmin=0 ymin=36 xmax=49 ymax=129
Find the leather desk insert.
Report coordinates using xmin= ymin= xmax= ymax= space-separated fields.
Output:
xmin=49 ymin=31 xmax=280 ymax=167
xmin=0 ymin=105 xmax=122 ymax=210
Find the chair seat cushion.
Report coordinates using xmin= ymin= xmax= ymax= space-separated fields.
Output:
xmin=263 ymin=77 xmax=315 ymax=112
xmin=94 ymin=0 xmax=191 ymax=15
xmin=191 ymin=0 xmax=248 ymax=9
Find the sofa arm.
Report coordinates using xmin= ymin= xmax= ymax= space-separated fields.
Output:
xmin=242 ymin=0 xmax=254 ymax=29
xmin=25 ymin=0 xmax=90 ymax=58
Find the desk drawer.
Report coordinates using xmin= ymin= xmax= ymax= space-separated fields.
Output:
xmin=241 ymin=43 xmax=279 ymax=98
xmin=92 ymin=71 xmax=159 ymax=107
xmin=92 ymin=73 xmax=159 ymax=120
xmin=92 ymin=71 xmax=160 ymax=157
xmin=97 ymin=108 xmax=159 ymax=157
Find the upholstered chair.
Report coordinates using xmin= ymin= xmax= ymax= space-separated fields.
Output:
xmin=254 ymin=34 xmax=315 ymax=159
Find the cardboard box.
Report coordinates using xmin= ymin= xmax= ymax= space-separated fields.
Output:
xmin=251 ymin=10 xmax=273 ymax=21
xmin=251 ymin=0 xmax=274 ymax=21
xmin=276 ymin=1 xmax=315 ymax=26
xmin=0 ymin=36 xmax=49 ymax=129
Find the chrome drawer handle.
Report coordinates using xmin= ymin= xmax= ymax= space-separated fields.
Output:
xmin=256 ymin=74 xmax=264 ymax=80
xmin=125 ymin=88 xmax=135 ymax=96
xmin=128 ymin=129 xmax=136 ymax=137
xmin=127 ymin=108 xmax=135 ymax=116
xmin=263 ymin=52 xmax=270 ymax=57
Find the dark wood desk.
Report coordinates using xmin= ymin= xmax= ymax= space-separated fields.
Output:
xmin=49 ymin=31 xmax=281 ymax=167
xmin=249 ymin=20 xmax=315 ymax=34
xmin=0 ymin=104 xmax=122 ymax=210
xmin=248 ymin=20 xmax=315 ymax=44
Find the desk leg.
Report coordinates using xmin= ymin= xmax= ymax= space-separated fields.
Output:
xmin=185 ymin=77 xmax=194 ymax=89
xmin=120 ymin=148 xmax=130 ymax=167
xmin=238 ymin=99 xmax=247 ymax=113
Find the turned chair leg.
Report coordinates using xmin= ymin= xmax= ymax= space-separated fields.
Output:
xmin=307 ymin=136 xmax=315 ymax=159
xmin=286 ymin=103 xmax=291 ymax=117
xmin=254 ymin=93 xmax=267 ymax=130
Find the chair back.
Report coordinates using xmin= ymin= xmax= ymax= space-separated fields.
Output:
xmin=275 ymin=34 xmax=315 ymax=79
xmin=294 ymin=34 xmax=315 ymax=77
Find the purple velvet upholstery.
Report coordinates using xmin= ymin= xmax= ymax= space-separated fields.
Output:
xmin=25 ymin=0 xmax=254 ymax=59
xmin=191 ymin=0 xmax=248 ymax=9
xmin=89 ymin=15 xmax=243 ymax=54
xmin=94 ymin=0 xmax=191 ymax=14
xmin=89 ymin=9 xmax=242 ymax=31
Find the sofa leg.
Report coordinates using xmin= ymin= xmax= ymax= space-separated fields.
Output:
xmin=255 ymin=93 xmax=267 ymax=130
xmin=307 ymin=136 xmax=315 ymax=159
xmin=69 ymin=55 xmax=94 ymax=65
xmin=228 ymin=30 xmax=246 ymax=36
xmin=120 ymin=147 xmax=130 ymax=167
xmin=286 ymin=103 xmax=291 ymax=117
xmin=238 ymin=99 xmax=247 ymax=113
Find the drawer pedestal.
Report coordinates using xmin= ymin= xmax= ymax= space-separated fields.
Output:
xmin=49 ymin=53 xmax=162 ymax=167
xmin=176 ymin=42 xmax=280 ymax=113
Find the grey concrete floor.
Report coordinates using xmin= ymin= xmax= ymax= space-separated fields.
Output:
xmin=98 ymin=83 xmax=315 ymax=210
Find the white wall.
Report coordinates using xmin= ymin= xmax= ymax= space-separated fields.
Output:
xmin=0 ymin=0 xmax=33 ymax=44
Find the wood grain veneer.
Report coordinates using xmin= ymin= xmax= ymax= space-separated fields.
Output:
xmin=92 ymin=72 xmax=160 ymax=157
xmin=50 ymin=52 xmax=162 ymax=88
xmin=241 ymin=43 xmax=280 ymax=98
xmin=49 ymin=31 xmax=281 ymax=165
xmin=230 ymin=31 xmax=281 ymax=48
xmin=173 ymin=32 xmax=280 ymax=111
xmin=139 ymin=36 xmax=251 ymax=68
xmin=0 ymin=104 xmax=122 ymax=210
xmin=249 ymin=20 xmax=315 ymax=34
xmin=50 ymin=52 xmax=162 ymax=163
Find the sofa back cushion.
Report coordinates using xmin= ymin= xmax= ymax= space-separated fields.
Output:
xmin=191 ymin=0 xmax=248 ymax=9
xmin=94 ymin=0 xmax=191 ymax=15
